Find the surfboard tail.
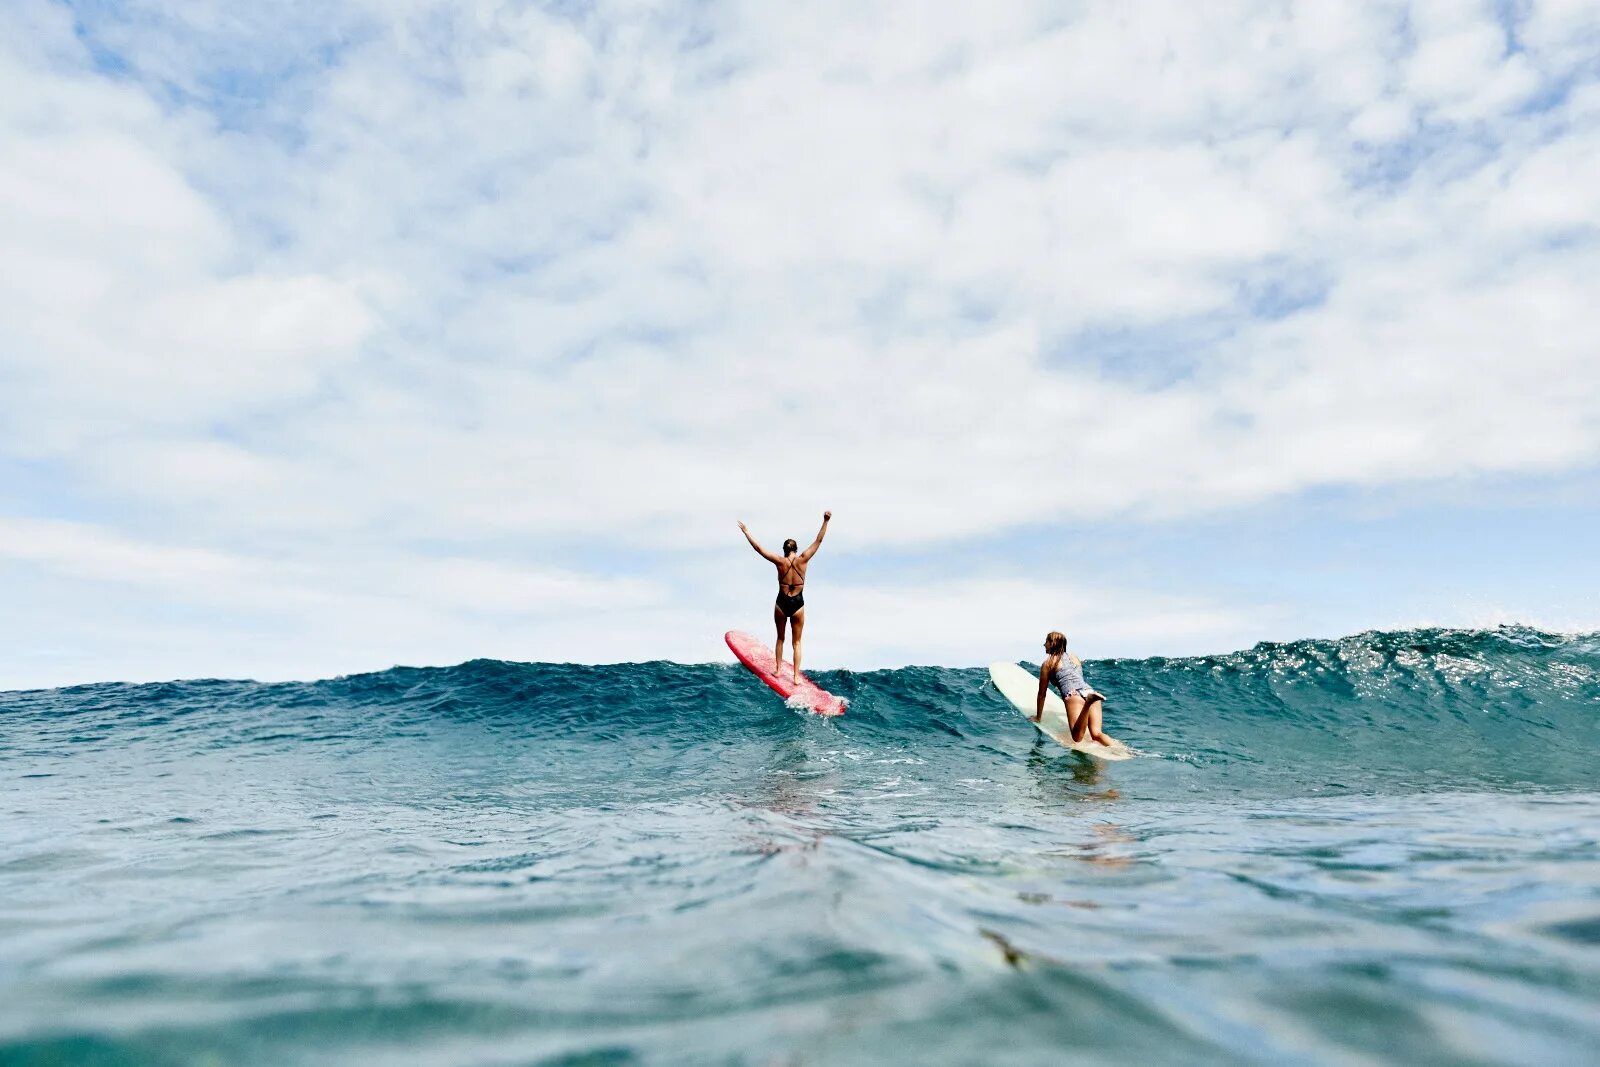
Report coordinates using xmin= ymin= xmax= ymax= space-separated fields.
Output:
xmin=726 ymin=630 xmax=846 ymax=717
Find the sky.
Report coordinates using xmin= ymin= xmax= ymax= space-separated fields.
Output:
xmin=3 ymin=0 xmax=1599 ymax=689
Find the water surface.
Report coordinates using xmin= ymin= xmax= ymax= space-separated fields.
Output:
xmin=3 ymin=627 xmax=1598 ymax=1064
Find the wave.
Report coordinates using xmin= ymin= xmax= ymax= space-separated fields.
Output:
xmin=4 ymin=626 xmax=1597 ymax=795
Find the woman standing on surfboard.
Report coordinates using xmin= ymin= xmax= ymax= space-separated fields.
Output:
xmin=737 ymin=511 xmax=830 ymax=683
xmin=1036 ymin=631 xmax=1117 ymax=747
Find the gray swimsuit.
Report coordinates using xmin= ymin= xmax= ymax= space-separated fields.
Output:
xmin=1052 ymin=656 xmax=1094 ymax=700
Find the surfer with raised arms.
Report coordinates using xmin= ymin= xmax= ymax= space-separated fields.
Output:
xmin=1036 ymin=631 xmax=1118 ymax=747
xmin=737 ymin=511 xmax=830 ymax=683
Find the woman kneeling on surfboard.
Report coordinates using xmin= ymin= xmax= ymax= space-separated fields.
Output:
xmin=1036 ymin=631 xmax=1117 ymax=747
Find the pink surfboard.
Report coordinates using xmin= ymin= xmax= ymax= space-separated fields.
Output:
xmin=725 ymin=630 xmax=846 ymax=717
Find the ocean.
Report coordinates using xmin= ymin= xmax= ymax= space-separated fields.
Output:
xmin=3 ymin=626 xmax=1598 ymax=1065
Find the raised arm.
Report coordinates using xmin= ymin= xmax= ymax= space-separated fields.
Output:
xmin=737 ymin=521 xmax=781 ymax=564
xmin=799 ymin=510 xmax=832 ymax=561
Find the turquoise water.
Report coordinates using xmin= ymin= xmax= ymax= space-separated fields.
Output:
xmin=3 ymin=627 xmax=1598 ymax=1064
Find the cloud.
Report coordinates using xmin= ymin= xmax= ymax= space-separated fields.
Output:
xmin=1 ymin=0 xmax=1598 ymax=681
xmin=0 ymin=517 xmax=663 ymax=618
xmin=0 ymin=513 xmax=1265 ymax=687
xmin=823 ymin=577 xmax=1271 ymax=669
xmin=0 ymin=9 xmax=375 ymax=459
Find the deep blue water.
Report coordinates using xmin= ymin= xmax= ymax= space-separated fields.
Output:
xmin=3 ymin=626 xmax=1599 ymax=1065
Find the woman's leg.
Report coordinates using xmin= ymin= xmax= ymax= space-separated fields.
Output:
xmin=772 ymin=605 xmax=788 ymax=673
xmin=791 ymin=607 xmax=806 ymax=683
xmin=1064 ymin=694 xmax=1087 ymax=740
xmin=1085 ymin=695 xmax=1114 ymax=746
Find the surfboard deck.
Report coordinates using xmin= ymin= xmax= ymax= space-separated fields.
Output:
xmin=726 ymin=630 xmax=846 ymax=717
xmin=988 ymin=661 xmax=1133 ymax=760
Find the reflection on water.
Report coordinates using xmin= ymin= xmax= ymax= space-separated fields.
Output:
xmin=1026 ymin=738 xmax=1120 ymax=801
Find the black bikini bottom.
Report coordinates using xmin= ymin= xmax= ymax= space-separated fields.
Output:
xmin=776 ymin=591 xmax=805 ymax=617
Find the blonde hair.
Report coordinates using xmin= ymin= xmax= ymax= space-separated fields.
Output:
xmin=1044 ymin=631 xmax=1067 ymax=655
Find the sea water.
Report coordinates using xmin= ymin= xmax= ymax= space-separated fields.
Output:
xmin=3 ymin=627 xmax=1598 ymax=1064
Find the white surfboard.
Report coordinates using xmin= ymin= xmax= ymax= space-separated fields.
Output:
xmin=988 ymin=661 xmax=1133 ymax=761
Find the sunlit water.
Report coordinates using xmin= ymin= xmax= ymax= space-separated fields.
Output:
xmin=3 ymin=627 xmax=1598 ymax=1064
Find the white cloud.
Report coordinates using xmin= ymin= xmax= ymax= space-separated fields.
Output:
xmin=1 ymin=0 xmax=1598 ymax=681
xmin=1350 ymin=98 xmax=1416 ymax=143
xmin=1405 ymin=7 xmax=1508 ymax=108
xmin=0 ymin=512 xmax=1265 ymax=688
xmin=823 ymin=577 xmax=1270 ymax=669
xmin=0 ymin=10 xmax=376 ymax=459
xmin=1489 ymin=135 xmax=1600 ymax=234
xmin=0 ymin=517 xmax=660 ymax=618
xmin=1521 ymin=0 xmax=1600 ymax=69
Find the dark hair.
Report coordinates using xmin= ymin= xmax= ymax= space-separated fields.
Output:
xmin=1045 ymin=632 xmax=1067 ymax=655
xmin=783 ymin=538 xmax=798 ymax=555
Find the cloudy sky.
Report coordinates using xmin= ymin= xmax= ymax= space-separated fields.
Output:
xmin=3 ymin=0 xmax=1599 ymax=688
